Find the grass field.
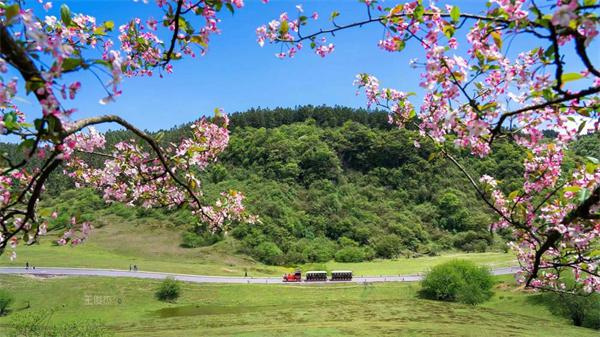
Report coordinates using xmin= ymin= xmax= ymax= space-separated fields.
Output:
xmin=0 ymin=219 xmax=516 ymax=277
xmin=0 ymin=274 xmax=594 ymax=337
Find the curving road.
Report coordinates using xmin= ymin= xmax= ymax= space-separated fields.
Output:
xmin=0 ymin=266 xmax=521 ymax=284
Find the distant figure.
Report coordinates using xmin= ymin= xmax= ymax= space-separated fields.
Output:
xmin=25 ymin=262 xmax=29 ymax=270
xmin=129 ymin=265 xmax=132 ymax=271
xmin=244 ymin=270 xmax=248 ymax=277
xmin=133 ymin=265 xmax=138 ymax=272
xmin=32 ymin=266 xmax=35 ymax=270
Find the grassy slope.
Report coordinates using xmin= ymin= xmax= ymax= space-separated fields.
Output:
xmin=0 ymin=275 xmax=595 ymax=337
xmin=0 ymin=219 xmax=516 ymax=276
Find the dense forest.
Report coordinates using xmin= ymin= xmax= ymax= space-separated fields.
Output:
xmin=3 ymin=105 xmax=598 ymax=266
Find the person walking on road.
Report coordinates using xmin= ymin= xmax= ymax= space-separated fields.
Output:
xmin=25 ymin=262 xmax=29 ymax=270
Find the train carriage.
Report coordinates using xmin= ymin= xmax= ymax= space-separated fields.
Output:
xmin=305 ymin=271 xmax=328 ymax=281
xmin=330 ymin=270 xmax=353 ymax=281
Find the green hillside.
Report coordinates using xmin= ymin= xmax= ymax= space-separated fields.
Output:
xmin=5 ymin=105 xmax=598 ymax=267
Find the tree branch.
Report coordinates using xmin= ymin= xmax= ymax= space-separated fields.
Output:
xmin=66 ymin=115 xmax=210 ymax=219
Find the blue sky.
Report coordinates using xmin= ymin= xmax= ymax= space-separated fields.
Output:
xmin=8 ymin=0 xmax=596 ymax=132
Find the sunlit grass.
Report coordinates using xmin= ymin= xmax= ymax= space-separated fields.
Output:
xmin=0 ymin=275 xmax=594 ymax=337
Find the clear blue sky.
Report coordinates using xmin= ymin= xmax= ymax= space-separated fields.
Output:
xmin=10 ymin=1 xmax=594 ymax=132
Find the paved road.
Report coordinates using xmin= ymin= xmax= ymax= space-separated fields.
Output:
xmin=0 ymin=266 xmax=521 ymax=284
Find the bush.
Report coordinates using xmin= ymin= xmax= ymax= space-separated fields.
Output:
xmin=334 ymin=246 xmax=365 ymax=262
xmin=254 ymin=241 xmax=284 ymax=265
xmin=155 ymin=277 xmax=181 ymax=302
xmin=540 ymin=292 xmax=600 ymax=329
xmin=452 ymin=231 xmax=492 ymax=252
xmin=0 ymin=289 xmax=14 ymax=316
xmin=180 ymin=231 xmax=222 ymax=248
xmin=420 ymin=260 xmax=494 ymax=305
xmin=373 ymin=234 xmax=403 ymax=259
xmin=301 ymin=237 xmax=336 ymax=263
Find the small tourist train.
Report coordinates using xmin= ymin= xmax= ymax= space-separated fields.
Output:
xmin=282 ymin=270 xmax=352 ymax=282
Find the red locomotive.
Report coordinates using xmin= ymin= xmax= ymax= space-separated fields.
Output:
xmin=282 ymin=269 xmax=302 ymax=282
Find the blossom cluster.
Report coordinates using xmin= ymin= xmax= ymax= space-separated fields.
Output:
xmin=256 ymin=7 xmax=327 ymax=58
xmin=63 ymin=115 xmax=255 ymax=233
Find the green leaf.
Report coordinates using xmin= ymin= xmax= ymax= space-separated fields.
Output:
xmin=586 ymin=162 xmax=597 ymax=174
xmin=279 ymin=20 xmax=289 ymax=35
xmin=225 ymin=3 xmax=234 ymax=14
xmin=584 ymin=0 xmax=597 ymax=5
xmin=442 ymin=24 xmax=455 ymax=38
xmin=34 ymin=119 xmax=44 ymax=132
xmin=104 ymin=21 xmax=115 ymax=31
xmin=61 ymin=58 xmax=82 ymax=72
xmin=5 ymin=3 xmax=19 ymax=22
xmin=190 ymin=35 xmax=208 ymax=48
xmin=450 ymin=6 xmax=460 ymax=23
xmin=413 ymin=4 xmax=424 ymax=21
xmin=2 ymin=112 xmax=17 ymax=130
xmin=578 ymin=188 xmax=590 ymax=203
xmin=563 ymin=186 xmax=581 ymax=193
xmin=25 ymin=77 xmax=44 ymax=94
xmin=561 ymin=72 xmax=584 ymax=83
xmin=491 ymin=31 xmax=502 ymax=49
xmin=330 ymin=11 xmax=340 ymax=21
xmin=394 ymin=38 xmax=405 ymax=51
xmin=577 ymin=120 xmax=587 ymax=134
xmin=60 ymin=4 xmax=72 ymax=26
xmin=586 ymin=156 xmax=599 ymax=164
xmin=479 ymin=102 xmax=498 ymax=111
xmin=94 ymin=60 xmax=111 ymax=67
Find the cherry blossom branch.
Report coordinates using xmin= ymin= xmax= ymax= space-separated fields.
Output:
xmin=66 ymin=115 xmax=211 ymax=219
xmin=526 ymin=185 xmax=600 ymax=286
xmin=161 ymin=0 xmax=185 ymax=67
xmin=277 ymin=12 xmax=517 ymax=44
xmin=491 ymin=85 xmax=600 ymax=139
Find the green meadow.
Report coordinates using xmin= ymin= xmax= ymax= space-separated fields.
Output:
xmin=0 ymin=275 xmax=595 ymax=337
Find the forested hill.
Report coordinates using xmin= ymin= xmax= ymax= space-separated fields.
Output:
xmin=227 ymin=105 xmax=392 ymax=130
xmin=6 ymin=106 xmax=599 ymax=266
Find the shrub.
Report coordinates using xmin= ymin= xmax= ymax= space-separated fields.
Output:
xmin=254 ymin=242 xmax=284 ymax=265
xmin=334 ymin=246 xmax=365 ymax=262
xmin=373 ymin=234 xmax=403 ymax=259
xmin=0 ymin=290 xmax=13 ymax=316
xmin=420 ymin=260 xmax=494 ymax=305
xmin=540 ymin=292 xmax=600 ymax=329
xmin=155 ymin=277 xmax=181 ymax=302
xmin=180 ymin=231 xmax=222 ymax=248
xmin=452 ymin=231 xmax=492 ymax=252
xmin=301 ymin=237 xmax=336 ymax=263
